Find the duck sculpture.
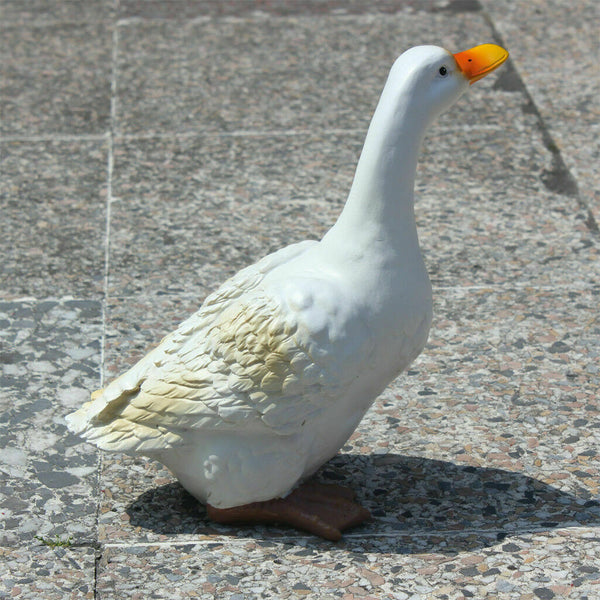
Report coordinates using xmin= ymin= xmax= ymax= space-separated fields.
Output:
xmin=67 ymin=44 xmax=508 ymax=540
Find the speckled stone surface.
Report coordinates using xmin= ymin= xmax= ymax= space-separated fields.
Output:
xmin=0 ymin=22 xmax=112 ymax=136
xmin=0 ymin=141 xmax=107 ymax=300
xmin=1 ymin=0 xmax=599 ymax=597
xmin=95 ymin=285 xmax=600 ymax=547
xmin=108 ymin=120 xmax=598 ymax=299
xmin=96 ymin=532 xmax=600 ymax=599
xmin=0 ymin=300 xmax=102 ymax=546
xmin=479 ymin=0 xmax=600 ymax=224
xmin=363 ymin=285 xmax=600 ymax=527
xmin=1 ymin=0 xmax=114 ymax=24
xmin=114 ymin=12 xmax=501 ymax=136
xmin=0 ymin=546 xmax=96 ymax=600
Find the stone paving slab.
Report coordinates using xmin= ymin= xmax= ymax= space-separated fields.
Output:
xmin=364 ymin=285 xmax=600 ymax=533
xmin=417 ymin=126 xmax=598 ymax=287
xmin=0 ymin=0 xmax=114 ymax=25
xmin=480 ymin=0 xmax=600 ymax=222
xmin=0 ymin=140 xmax=107 ymax=300
xmin=114 ymin=11 xmax=500 ymax=136
xmin=94 ymin=449 xmax=600 ymax=549
xmin=0 ymin=545 xmax=96 ymax=600
xmin=96 ymin=530 xmax=600 ymax=600
xmin=0 ymin=300 xmax=101 ymax=545
xmin=0 ymin=22 xmax=112 ymax=136
xmin=117 ymin=0 xmax=462 ymax=19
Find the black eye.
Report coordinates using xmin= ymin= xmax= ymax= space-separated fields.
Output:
xmin=439 ymin=66 xmax=448 ymax=76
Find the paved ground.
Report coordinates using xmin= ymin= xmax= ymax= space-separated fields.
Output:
xmin=1 ymin=1 xmax=599 ymax=598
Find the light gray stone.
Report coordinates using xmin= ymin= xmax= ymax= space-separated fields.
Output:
xmin=0 ymin=300 xmax=102 ymax=545
xmin=0 ymin=546 xmax=96 ymax=600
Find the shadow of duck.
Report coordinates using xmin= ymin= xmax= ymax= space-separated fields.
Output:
xmin=126 ymin=453 xmax=600 ymax=555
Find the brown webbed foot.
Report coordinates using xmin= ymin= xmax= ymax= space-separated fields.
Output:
xmin=206 ymin=482 xmax=371 ymax=541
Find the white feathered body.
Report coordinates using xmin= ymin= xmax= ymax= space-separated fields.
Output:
xmin=67 ymin=234 xmax=432 ymax=508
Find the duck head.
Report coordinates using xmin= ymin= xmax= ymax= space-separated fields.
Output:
xmin=383 ymin=43 xmax=509 ymax=126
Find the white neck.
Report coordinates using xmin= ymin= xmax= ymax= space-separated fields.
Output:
xmin=322 ymin=65 xmax=433 ymax=254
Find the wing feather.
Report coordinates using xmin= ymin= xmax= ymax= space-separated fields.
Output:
xmin=66 ymin=241 xmax=342 ymax=450
xmin=67 ymin=239 xmax=377 ymax=452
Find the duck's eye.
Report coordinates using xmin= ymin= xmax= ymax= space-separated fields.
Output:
xmin=439 ymin=66 xmax=448 ymax=77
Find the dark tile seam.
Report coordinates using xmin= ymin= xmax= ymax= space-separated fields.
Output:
xmin=480 ymin=5 xmax=599 ymax=237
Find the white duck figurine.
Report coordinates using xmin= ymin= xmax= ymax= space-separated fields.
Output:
xmin=67 ymin=44 xmax=508 ymax=540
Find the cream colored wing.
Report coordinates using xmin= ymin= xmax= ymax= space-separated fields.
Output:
xmin=67 ymin=240 xmax=373 ymax=452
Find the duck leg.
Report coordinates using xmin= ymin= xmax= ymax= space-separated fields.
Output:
xmin=206 ymin=482 xmax=371 ymax=541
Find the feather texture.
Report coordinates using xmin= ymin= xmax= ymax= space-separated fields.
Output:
xmin=67 ymin=240 xmax=371 ymax=449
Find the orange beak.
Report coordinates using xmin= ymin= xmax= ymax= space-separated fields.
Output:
xmin=453 ymin=44 xmax=509 ymax=84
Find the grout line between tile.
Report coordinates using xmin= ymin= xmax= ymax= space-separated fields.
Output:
xmin=114 ymin=127 xmax=366 ymax=141
xmin=102 ymin=24 xmax=119 ymax=389
xmin=0 ymin=296 xmax=104 ymax=303
xmin=92 ymin=16 xmax=120 ymax=600
xmin=113 ymin=123 xmax=503 ymax=141
xmin=0 ymin=133 xmax=109 ymax=143
xmin=100 ymin=524 xmax=600 ymax=550
xmin=0 ymin=125 xmax=504 ymax=145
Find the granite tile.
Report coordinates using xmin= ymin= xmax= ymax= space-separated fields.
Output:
xmin=0 ymin=140 xmax=107 ymax=300
xmin=416 ymin=125 xmax=599 ymax=287
xmin=0 ymin=546 xmax=96 ymax=600
xmin=114 ymin=12 xmax=503 ymax=136
xmin=3 ymin=0 xmax=598 ymax=596
xmin=0 ymin=23 xmax=112 ymax=136
xmin=332 ymin=451 xmax=599 ymax=539
xmin=394 ymin=283 xmax=599 ymax=435
xmin=480 ymin=0 xmax=600 ymax=223
xmin=0 ymin=299 xmax=102 ymax=545
xmin=95 ymin=448 xmax=600 ymax=547
xmin=107 ymin=119 xmax=598 ymax=299
xmin=97 ymin=531 xmax=600 ymax=599
xmin=107 ymin=133 xmax=354 ymax=297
